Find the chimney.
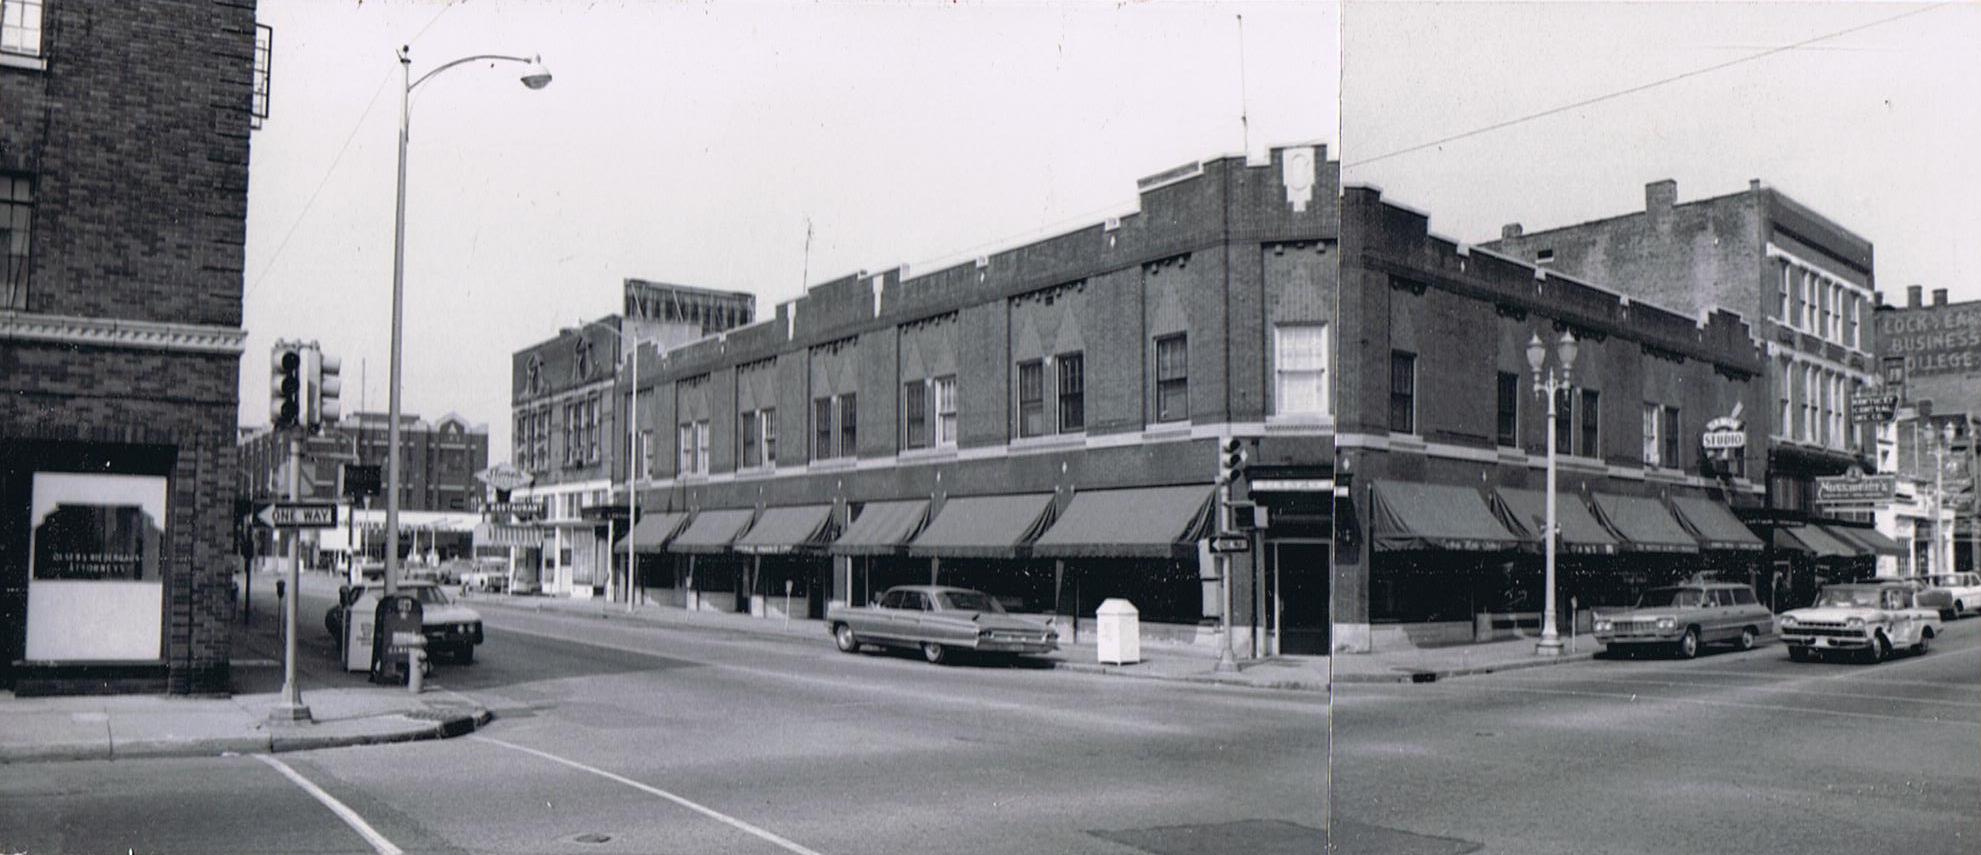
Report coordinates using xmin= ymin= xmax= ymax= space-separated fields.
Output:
xmin=1934 ymin=288 xmax=1949 ymax=306
xmin=1501 ymin=223 xmax=1524 ymax=239
xmin=1749 ymin=179 xmax=1762 ymax=192
xmin=1646 ymin=179 xmax=1677 ymax=213
xmin=1908 ymin=285 xmax=1923 ymax=308
xmin=1875 ymin=291 xmax=1885 ymax=307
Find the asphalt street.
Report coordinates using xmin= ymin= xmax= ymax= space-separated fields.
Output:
xmin=1 ymin=572 xmax=1328 ymax=855
xmin=1332 ymin=618 xmax=1981 ymax=855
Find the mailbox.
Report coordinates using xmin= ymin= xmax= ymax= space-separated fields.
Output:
xmin=369 ymin=594 xmax=424 ymax=683
xmin=1096 ymin=598 xmax=1141 ymax=665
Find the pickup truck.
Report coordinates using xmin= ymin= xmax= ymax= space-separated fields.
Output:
xmin=827 ymin=585 xmax=1059 ymax=664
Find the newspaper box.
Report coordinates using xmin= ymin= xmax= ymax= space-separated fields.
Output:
xmin=340 ymin=588 xmax=379 ymax=672
xmin=369 ymin=594 xmax=424 ymax=683
xmin=1096 ymin=598 xmax=1141 ymax=665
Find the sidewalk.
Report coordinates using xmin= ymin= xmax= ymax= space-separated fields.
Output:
xmin=1 ymin=591 xmax=490 ymax=765
xmin=465 ymin=591 xmax=1608 ymax=691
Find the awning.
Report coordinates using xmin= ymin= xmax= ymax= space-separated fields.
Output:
xmin=1368 ymin=481 xmax=1525 ymax=552
xmin=1590 ymin=493 xmax=1701 ymax=553
xmin=1825 ymin=524 xmax=1905 ymax=557
xmin=735 ymin=505 xmax=835 ymax=555
xmin=666 ymin=509 xmax=757 ymax=555
xmin=829 ymin=500 xmax=929 ymax=556
xmin=1491 ymin=488 xmax=1617 ymax=555
xmin=1773 ymin=524 xmax=1858 ymax=559
xmin=1032 ymin=485 xmax=1215 ymax=559
xmin=473 ymin=522 xmax=540 ymax=548
xmin=1668 ymin=496 xmax=1765 ymax=552
xmin=908 ymin=494 xmax=1055 ymax=559
xmin=613 ymin=511 xmax=689 ymax=552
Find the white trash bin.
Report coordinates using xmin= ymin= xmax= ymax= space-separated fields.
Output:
xmin=1096 ymin=598 xmax=1141 ymax=665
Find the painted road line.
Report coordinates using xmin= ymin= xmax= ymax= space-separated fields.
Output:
xmin=470 ymin=735 xmax=826 ymax=855
xmin=1489 ymin=674 xmax=1981 ymax=709
xmin=254 ymin=755 xmax=404 ymax=855
xmin=1451 ymin=682 xmax=1981 ymax=727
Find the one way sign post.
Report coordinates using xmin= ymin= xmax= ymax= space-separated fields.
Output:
xmin=256 ymin=501 xmax=339 ymax=529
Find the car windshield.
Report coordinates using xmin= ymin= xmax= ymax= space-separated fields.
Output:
xmin=939 ymin=591 xmax=1004 ymax=613
xmin=361 ymin=585 xmax=451 ymax=606
xmin=1814 ymin=588 xmax=1880 ymax=608
xmin=1635 ymin=588 xmax=1705 ymax=608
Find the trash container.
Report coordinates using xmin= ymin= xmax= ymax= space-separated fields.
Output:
xmin=1096 ymin=598 xmax=1141 ymax=665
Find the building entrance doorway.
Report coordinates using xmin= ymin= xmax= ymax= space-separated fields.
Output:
xmin=1271 ymin=540 xmax=1329 ymax=655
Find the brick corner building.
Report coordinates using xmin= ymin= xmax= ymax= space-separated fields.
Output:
xmin=1 ymin=1 xmax=264 ymax=694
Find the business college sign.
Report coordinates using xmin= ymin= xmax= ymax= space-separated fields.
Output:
xmin=1880 ymin=307 xmax=1981 ymax=378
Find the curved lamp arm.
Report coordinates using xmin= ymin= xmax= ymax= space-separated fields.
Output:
xmin=399 ymin=46 xmax=548 ymax=92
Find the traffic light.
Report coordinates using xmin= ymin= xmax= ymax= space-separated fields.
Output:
xmin=301 ymin=347 xmax=342 ymax=431
xmin=270 ymin=343 xmax=301 ymax=428
xmin=1216 ymin=436 xmax=1247 ymax=486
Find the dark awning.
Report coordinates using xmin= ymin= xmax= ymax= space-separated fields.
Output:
xmin=735 ymin=505 xmax=835 ymax=555
xmin=1825 ymin=524 xmax=1905 ymax=557
xmin=1669 ymin=496 xmax=1764 ymax=552
xmin=613 ymin=511 xmax=689 ymax=552
xmin=829 ymin=500 xmax=930 ymax=556
xmin=666 ymin=509 xmax=757 ymax=555
xmin=1492 ymin=487 xmax=1616 ymax=555
xmin=908 ymin=494 xmax=1055 ymax=559
xmin=1368 ymin=481 xmax=1525 ymax=552
xmin=1032 ymin=485 xmax=1215 ymax=559
xmin=1590 ymin=493 xmax=1701 ymax=553
xmin=1773 ymin=524 xmax=1858 ymax=558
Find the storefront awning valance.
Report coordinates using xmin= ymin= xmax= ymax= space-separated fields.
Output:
xmin=1668 ymin=496 xmax=1764 ymax=552
xmin=473 ymin=522 xmax=540 ymax=548
xmin=735 ymin=505 xmax=835 ymax=555
xmin=908 ymin=494 xmax=1055 ymax=559
xmin=614 ymin=511 xmax=689 ymax=552
xmin=829 ymin=500 xmax=929 ymax=556
xmin=1491 ymin=488 xmax=1616 ymax=554
xmin=1824 ymin=524 xmax=1905 ymax=557
xmin=666 ymin=509 xmax=757 ymax=555
xmin=1031 ymin=485 xmax=1215 ymax=559
xmin=1590 ymin=493 xmax=1701 ymax=554
xmin=1773 ymin=524 xmax=1858 ymax=558
xmin=1368 ymin=481 xmax=1525 ymax=552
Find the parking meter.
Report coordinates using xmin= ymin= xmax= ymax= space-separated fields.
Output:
xmin=369 ymin=594 xmax=423 ymax=684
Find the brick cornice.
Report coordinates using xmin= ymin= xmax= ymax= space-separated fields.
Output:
xmin=0 ymin=311 xmax=247 ymax=354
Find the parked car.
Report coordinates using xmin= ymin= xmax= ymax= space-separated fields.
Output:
xmin=1925 ymin=572 xmax=1981 ymax=617
xmin=1592 ymin=578 xmax=1775 ymax=658
xmin=1891 ymin=576 xmax=1958 ymax=622
xmin=826 ymin=585 xmax=1059 ymax=664
xmin=461 ymin=570 xmax=510 ymax=594
xmin=1778 ymin=582 xmax=1941 ymax=663
xmin=326 ymin=580 xmax=484 ymax=663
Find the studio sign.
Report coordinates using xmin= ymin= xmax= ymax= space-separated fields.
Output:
xmin=1703 ymin=407 xmax=1746 ymax=451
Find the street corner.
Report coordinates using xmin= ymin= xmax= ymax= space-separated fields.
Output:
xmin=266 ymin=702 xmax=492 ymax=754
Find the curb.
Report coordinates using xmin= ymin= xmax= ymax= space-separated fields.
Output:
xmin=0 ymin=708 xmax=491 ymax=766
xmin=1050 ymin=659 xmax=1331 ymax=693
xmin=1330 ymin=650 xmax=1601 ymax=684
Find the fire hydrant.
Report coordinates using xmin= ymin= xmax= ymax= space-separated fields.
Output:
xmin=390 ymin=631 xmax=427 ymax=694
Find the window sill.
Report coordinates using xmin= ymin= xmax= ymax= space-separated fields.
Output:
xmin=0 ymin=52 xmax=46 ymax=72
xmin=807 ymin=457 xmax=858 ymax=472
xmin=898 ymin=446 xmax=960 ymax=463
xmin=1010 ymin=433 xmax=1086 ymax=452
xmin=1266 ymin=413 xmax=1333 ymax=432
xmin=1142 ymin=421 xmax=1192 ymax=440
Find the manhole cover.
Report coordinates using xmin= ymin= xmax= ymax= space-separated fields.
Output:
xmin=573 ymin=832 xmax=613 ymax=844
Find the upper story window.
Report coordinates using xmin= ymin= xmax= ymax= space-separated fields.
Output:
xmin=762 ymin=408 xmax=778 ymax=465
xmin=839 ymin=393 xmax=857 ymax=458
xmin=1 ymin=173 xmax=30 ymax=311
xmin=1388 ymin=351 xmax=1415 ymax=434
xmin=639 ymin=429 xmax=653 ymax=479
xmin=2 ymin=0 xmax=44 ymax=58
xmin=904 ymin=380 xmax=931 ymax=449
xmin=1776 ymin=263 xmax=1791 ymax=324
xmin=678 ymin=419 xmax=709 ymax=476
xmin=739 ymin=408 xmax=776 ymax=469
xmin=934 ymin=375 xmax=958 ymax=447
xmin=1017 ymin=360 xmax=1046 ymax=437
xmin=813 ymin=394 xmax=856 ymax=461
xmin=1661 ymin=406 xmax=1680 ymax=470
xmin=1155 ymin=334 xmax=1189 ymax=423
xmin=1273 ymin=324 xmax=1327 ymax=417
xmin=1578 ymin=389 xmax=1601 ymax=458
xmin=1054 ymin=357 xmax=1082 ymax=434
xmin=1496 ymin=372 xmax=1519 ymax=448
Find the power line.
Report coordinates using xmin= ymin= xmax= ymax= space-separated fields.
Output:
xmin=1346 ymin=2 xmax=1951 ymax=170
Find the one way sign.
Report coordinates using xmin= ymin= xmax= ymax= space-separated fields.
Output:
xmin=256 ymin=502 xmax=338 ymax=529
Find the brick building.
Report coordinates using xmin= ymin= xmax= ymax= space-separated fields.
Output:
xmin=608 ymin=145 xmax=1336 ymax=655
xmin=1873 ymin=286 xmax=1978 ymax=574
xmin=502 ymin=281 xmax=756 ymax=597
xmin=1333 ymin=187 xmax=1809 ymax=653
xmin=1483 ymin=180 xmax=1893 ymax=593
xmin=1 ymin=1 xmax=263 ymax=694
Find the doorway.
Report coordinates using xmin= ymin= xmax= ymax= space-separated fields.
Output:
xmin=1271 ymin=540 xmax=1330 ymax=655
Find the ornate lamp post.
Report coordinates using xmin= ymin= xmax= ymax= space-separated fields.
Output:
xmin=1527 ymin=330 xmax=1578 ymax=656
xmin=383 ymin=47 xmax=550 ymax=598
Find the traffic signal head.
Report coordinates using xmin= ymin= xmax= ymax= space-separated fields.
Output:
xmin=270 ymin=343 xmax=301 ymax=428
xmin=1216 ymin=436 xmax=1247 ymax=486
xmin=315 ymin=353 xmax=342 ymax=429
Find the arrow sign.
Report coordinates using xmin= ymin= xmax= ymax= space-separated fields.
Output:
xmin=1208 ymin=535 xmax=1251 ymax=554
xmin=256 ymin=502 xmax=338 ymax=529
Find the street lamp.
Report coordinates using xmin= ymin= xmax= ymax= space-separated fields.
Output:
xmin=1527 ymin=330 xmax=1577 ymax=656
xmin=384 ymin=47 xmax=550 ymax=599
xmin=580 ymin=319 xmax=650 ymax=614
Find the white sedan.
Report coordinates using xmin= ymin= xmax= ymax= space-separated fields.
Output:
xmin=1927 ymin=573 xmax=1981 ymax=617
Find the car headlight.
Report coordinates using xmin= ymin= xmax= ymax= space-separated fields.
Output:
xmin=1845 ymin=617 xmax=1864 ymax=628
xmin=1656 ymin=617 xmax=1676 ymax=630
xmin=1593 ymin=620 xmax=1612 ymax=632
xmin=1779 ymin=615 xmax=1798 ymax=628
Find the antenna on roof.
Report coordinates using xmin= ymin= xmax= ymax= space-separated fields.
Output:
xmin=801 ymin=217 xmax=814 ymax=298
xmin=1236 ymin=14 xmax=1250 ymax=159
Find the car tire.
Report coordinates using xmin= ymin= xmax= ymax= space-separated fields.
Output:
xmin=1912 ymin=634 xmax=1929 ymax=655
xmin=1737 ymin=627 xmax=1757 ymax=651
xmin=456 ymin=645 xmax=474 ymax=665
xmin=1676 ymin=628 xmax=1700 ymax=659
xmin=1866 ymin=632 xmax=1891 ymax=664
xmin=921 ymin=642 xmax=948 ymax=665
xmin=833 ymin=624 xmax=860 ymax=654
xmin=1941 ymin=608 xmax=1956 ymax=623
xmin=1787 ymin=645 xmax=1808 ymax=662
xmin=1956 ymin=600 xmax=1965 ymax=618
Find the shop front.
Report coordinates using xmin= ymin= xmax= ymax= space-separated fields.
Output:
xmin=733 ymin=504 xmax=837 ymax=620
xmin=666 ymin=509 xmax=756 ymax=612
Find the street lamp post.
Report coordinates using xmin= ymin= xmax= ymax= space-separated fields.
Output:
xmin=1527 ymin=331 xmax=1578 ymax=657
xmin=384 ymin=47 xmax=549 ymax=599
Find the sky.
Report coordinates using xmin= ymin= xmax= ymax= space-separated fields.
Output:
xmin=240 ymin=0 xmax=1341 ymax=461
xmin=1342 ymin=1 xmax=1981 ymax=316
